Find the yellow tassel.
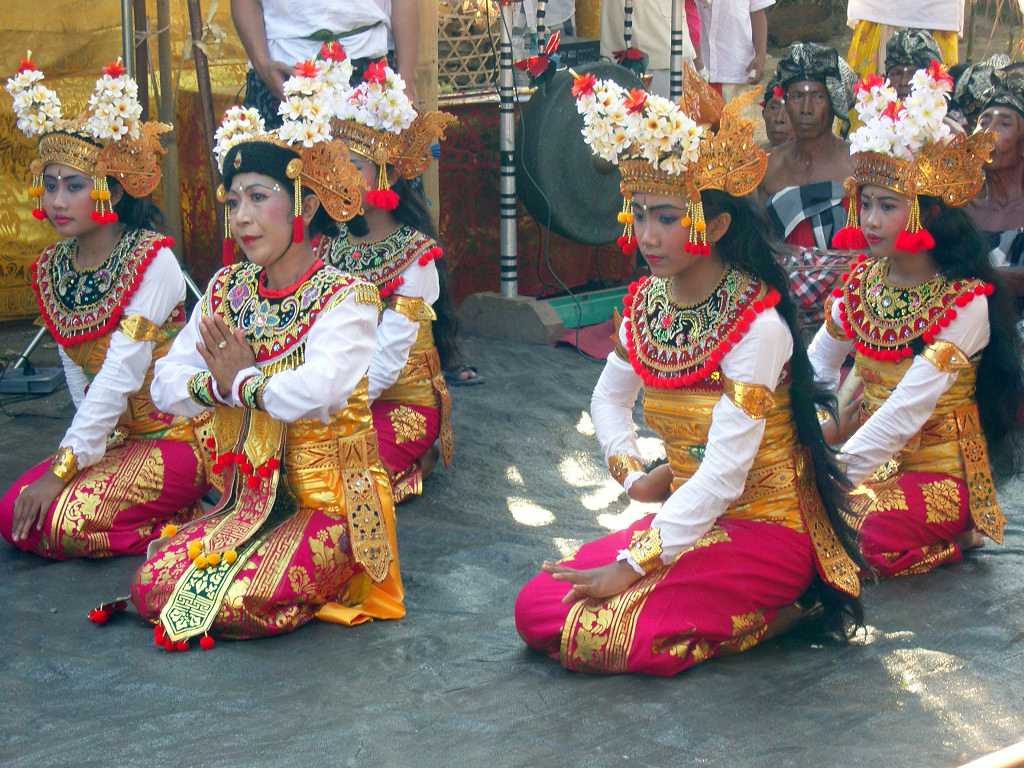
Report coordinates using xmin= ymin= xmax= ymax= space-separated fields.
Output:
xmin=906 ymin=195 xmax=922 ymax=234
xmin=160 ymin=523 xmax=178 ymax=538
xmin=224 ymin=549 xmax=238 ymax=564
xmin=680 ymin=215 xmax=691 ymax=228
xmin=193 ymin=554 xmax=209 ymax=569
xmin=206 ymin=551 xmax=221 ymax=566
xmin=187 ymin=540 xmax=203 ymax=560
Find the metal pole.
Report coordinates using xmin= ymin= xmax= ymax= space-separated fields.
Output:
xmin=623 ymin=0 xmax=634 ymax=51
xmin=669 ymin=0 xmax=683 ymax=100
xmin=536 ymin=0 xmax=547 ymax=42
xmin=10 ymin=328 xmax=47 ymax=371
xmin=498 ymin=1 xmax=519 ymax=298
xmin=120 ymin=0 xmax=135 ymax=78
xmin=157 ymin=0 xmax=184 ymax=250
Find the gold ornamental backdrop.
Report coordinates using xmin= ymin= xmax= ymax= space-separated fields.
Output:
xmin=0 ymin=0 xmax=247 ymax=320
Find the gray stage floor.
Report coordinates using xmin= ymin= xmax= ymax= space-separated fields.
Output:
xmin=1 ymin=327 xmax=1022 ymax=767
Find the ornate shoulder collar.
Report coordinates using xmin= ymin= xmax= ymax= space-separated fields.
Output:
xmin=32 ymin=229 xmax=172 ymax=346
xmin=204 ymin=259 xmax=374 ymax=367
xmin=316 ymin=224 xmax=443 ymax=297
xmin=624 ymin=270 xmax=779 ymax=388
xmin=834 ymin=254 xmax=993 ymax=361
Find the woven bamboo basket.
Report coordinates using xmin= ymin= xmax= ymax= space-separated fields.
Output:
xmin=439 ymin=0 xmax=500 ymax=93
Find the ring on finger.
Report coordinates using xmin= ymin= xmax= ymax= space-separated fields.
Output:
xmin=217 ymin=340 xmax=228 ymax=349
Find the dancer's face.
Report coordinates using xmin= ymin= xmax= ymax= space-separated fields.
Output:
xmin=348 ymin=151 xmax=379 ymax=193
xmin=224 ymin=171 xmax=294 ymax=266
xmin=860 ymin=184 xmax=910 ymax=259
xmin=632 ymin=193 xmax=730 ymax=279
xmin=978 ymin=107 xmax=1024 ymax=172
xmin=785 ymin=80 xmax=833 ymax=140
xmin=41 ymin=163 xmax=118 ymax=238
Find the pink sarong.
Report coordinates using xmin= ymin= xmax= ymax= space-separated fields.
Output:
xmin=0 ymin=438 xmax=206 ymax=559
xmin=858 ymin=471 xmax=971 ymax=578
xmin=131 ymin=506 xmax=364 ymax=639
xmin=514 ymin=514 xmax=816 ymax=676
xmin=371 ymin=400 xmax=440 ymax=502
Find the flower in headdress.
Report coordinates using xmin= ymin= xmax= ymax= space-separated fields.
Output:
xmin=5 ymin=53 xmax=62 ymax=137
xmin=624 ymin=88 xmax=647 ymax=114
xmin=571 ymin=72 xmax=597 ymax=100
xmin=213 ymin=105 xmax=265 ymax=164
xmin=854 ymin=72 xmax=884 ymax=96
xmin=363 ymin=59 xmax=388 ymax=85
xmin=86 ymin=59 xmax=143 ymax=141
xmin=772 ymin=85 xmax=784 ymax=101
xmin=925 ymin=59 xmax=954 ymax=89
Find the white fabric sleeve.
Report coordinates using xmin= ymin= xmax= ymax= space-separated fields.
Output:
xmin=840 ymin=295 xmax=991 ymax=484
xmin=807 ymin=299 xmax=853 ymax=393
xmin=59 ymin=248 xmax=185 ymax=468
xmin=591 ymin=320 xmax=645 ymax=488
xmin=258 ymin=291 xmax=378 ymax=423
xmin=618 ymin=309 xmax=793 ymax=571
xmin=367 ymin=259 xmax=440 ymax=401
xmin=150 ymin=299 xmax=231 ymax=418
xmin=58 ymin=346 xmax=87 ymax=408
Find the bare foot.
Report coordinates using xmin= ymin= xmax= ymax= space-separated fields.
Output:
xmin=420 ymin=445 xmax=440 ymax=480
xmin=956 ymin=530 xmax=985 ymax=551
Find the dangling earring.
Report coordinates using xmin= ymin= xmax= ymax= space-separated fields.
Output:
xmin=286 ymin=158 xmax=304 ymax=244
xmin=616 ymin=197 xmax=637 ymax=255
xmin=28 ymin=168 xmax=45 ymax=220
xmin=365 ymin=160 xmax=399 ymax=211
xmin=894 ymin=194 xmax=935 ymax=253
xmin=683 ymin=199 xmax=710 ymax=256
xmin=216 ymin=184 xmax=234 ymax=266
xmin=89 ymin=176 xmax=117 ymax=223
xmin=831 ymin=188 xmax=868 ymax=250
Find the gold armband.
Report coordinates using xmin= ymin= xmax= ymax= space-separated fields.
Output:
xmin=389 ymin=295 xmax=436 ymax=322
xmin=922 ymin=340 xmax=971 ymax=373
xmin=823 ymin=296 xmax=849 ymax=341
xmin=50 ymin=447 xmax=79 ymax=484
xmin=608 ymin=453 xmax=644 ymax=485
xmin=627 ymin=528 xmax=664 ymax=575
xmin=722 ymin=377 xmax=775 ymax=420
xmin=354 ymin=282 xmax=383 ymax=312
xmin=118 ymin=314 xmax=163 ymax=342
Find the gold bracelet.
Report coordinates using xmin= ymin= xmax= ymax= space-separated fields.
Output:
xmin=608 ymin=453 xmax=645 ymax=485
xmin=627 ymin=527 xmax=664 ymax=575
xmin=50 ymin=446 xmax=79 ymax=484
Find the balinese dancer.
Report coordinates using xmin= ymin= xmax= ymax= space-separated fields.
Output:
xmin=128 ymin=57 xmax=403 ymax=650
xmin=0 ymin=55 xmax=207 ymax=559
xmin=514 ymin=75 xmax=864 ymax=676
xmin=315 ymin=53 xmax=459 ymax=503
xmin=809 ymin=62 xmax=1023 ymax=578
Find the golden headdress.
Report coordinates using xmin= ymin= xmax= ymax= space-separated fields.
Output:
xmin=328 ymin=51 xmax=456 ymax=210
xmin=212 ymin=54 xmax=366 ymax=265
xmin=833 ymin=61 xmax=995 ymax=252
xmin=5 ymin=52 xmax=170 ymax=224
xmin=574 ymin=64 xmax=767 ymax=255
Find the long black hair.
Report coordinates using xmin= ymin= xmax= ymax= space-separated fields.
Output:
xmin=350 ymin=175 xmax=461 ymax=369
xmin=920 ymin=196 xmax=1024 ymax=476
xmin=702 ymin=189 xmax=867 ymax=636
xmin=110 ymin=179 xmax=165 ymax=232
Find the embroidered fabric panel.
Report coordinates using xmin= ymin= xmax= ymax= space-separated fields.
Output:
xmin=204 ymin=261 xmax=359 ymax=372
xmin=837 ymin=255 xmax=987 ymax=358
xmin=33 ymin=229 xmax=168 ymax=345
xmin=319 ymin=224 xmax=436 ymax=289
xmin=624 ymin=270 xmax=771 ymax=389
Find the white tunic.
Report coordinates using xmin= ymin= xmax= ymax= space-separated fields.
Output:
xmin=58 ymin=248 xmax=185 ymax=470
xmin=807 ymin=292 xmax=989 ymax=485
xmin=591 ymin=309 xmax=792 ymax=571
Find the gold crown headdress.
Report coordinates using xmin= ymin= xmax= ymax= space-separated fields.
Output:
xmin=213 ymin=54 xmax=367 ymax=265
xmin=833 ymin=61 xmax=995 ymax=252
xmin=5 ymin=52 xmax=170 ymax=225
xmin=329 ymin=53 xmax=456 ymax=210
xmin=575 ymin=64 xmax=767 ymax=256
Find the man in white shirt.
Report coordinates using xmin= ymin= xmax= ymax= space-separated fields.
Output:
xmin=600 ymin=0 xmax=696 ymax=98
xmin=696 ymin=0 xmax=774 ymax=98
xmin=231 ymin=0 xmax=419 ymax=126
